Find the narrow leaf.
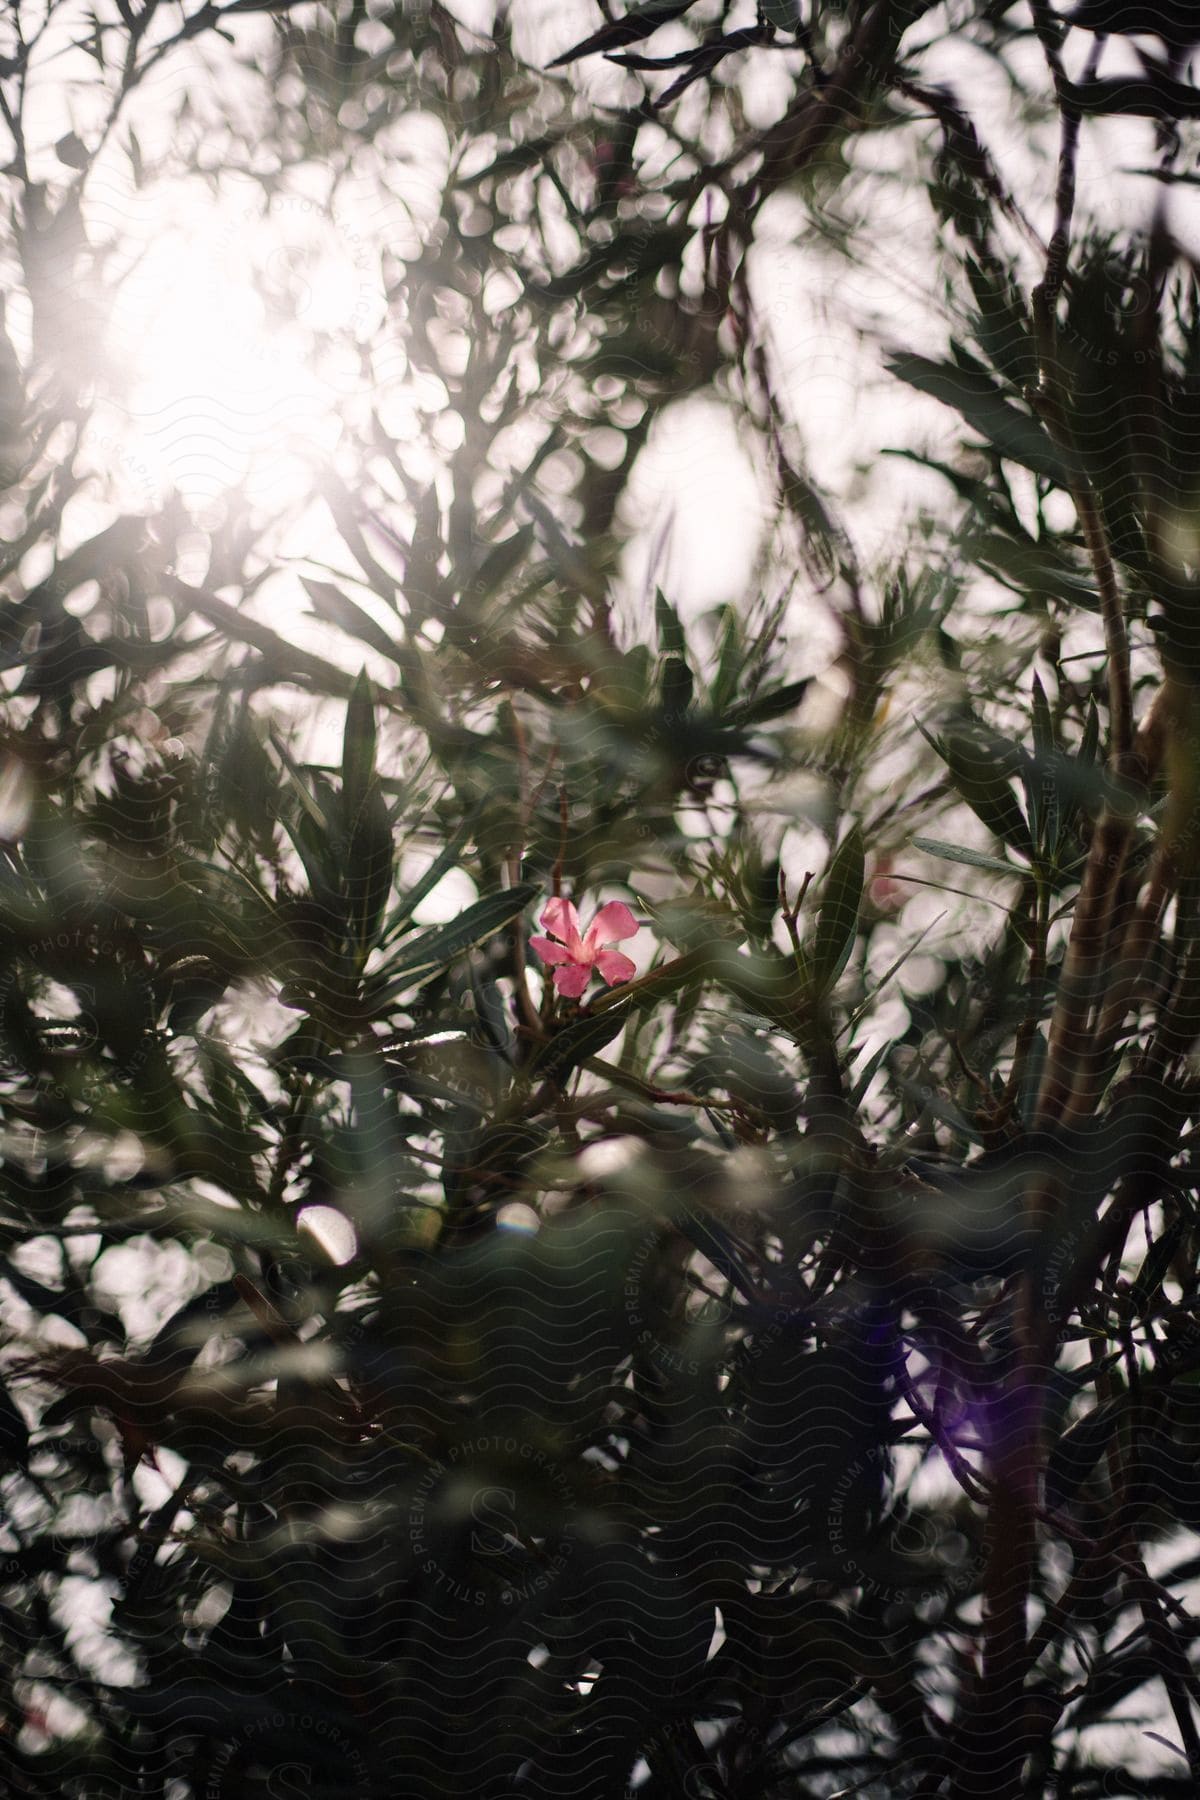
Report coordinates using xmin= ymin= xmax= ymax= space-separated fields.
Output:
xmin=886 ymin=351 xmax=1068 ymax=485
xmin=302 ymin=576 xmax=400 ymax=665
xmin=912 ymin=836 xmax=1017 ymax=876
xmin=384 ymin=817 xmax=476 ymax=941
xmin=728 ymin=678 xmax=812 ymax=726
xmin=848 ymin=1038 xmax=894 ymax=1108
xmin=342 ymin=671 xmax=378 ymax=823
xmin=346 ymin=783 xmax=394 ymax=955
xmin=547 ymin=0 xmax=697 ymax=68
xmin=812 ymin=828 xmax=865 ymax=997
xmin=1080 ymin=697 xmax=1100 ymax=769
xmin=1045 ymin=1395 xmax=1127 ymax=1510
xmin=933 ymin=723 xmax=1033 ymax=858
xmin=166 ymin=577 xmax=356 ymax=696
xmin=532 ymin=1004 xmax=631 ymax=1083
xmin=377 ymin=883 xmax=540 ymax=997
xmin=1031 ymin=674 xmax=1054 ymax=761
xmin=655 ymin=588 xmax=687 ymax=658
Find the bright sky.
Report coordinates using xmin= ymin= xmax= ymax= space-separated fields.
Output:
xmin=11 ymin=1 xmax=1194 ymax=650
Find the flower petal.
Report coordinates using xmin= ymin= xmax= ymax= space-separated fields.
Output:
xmin=553 ymin=963 xmax=591 ymax=999
xmin=529 ymin=935 xmax=570 ymax=966
xmin=586 ymin=901 xmax=639 ymax=944
xmin=539 ymin=896 xmax=582 ymax=951
xmin=594 ymin=949 xmax=637 ymax=986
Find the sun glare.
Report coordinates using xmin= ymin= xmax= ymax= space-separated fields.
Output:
xmin=98 ymin=179 xmax=385 ymax=526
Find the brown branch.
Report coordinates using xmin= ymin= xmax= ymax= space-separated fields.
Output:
xmin=749 ymin=0 xmax=901 ymax=207
xmin=1029 ymin=67 xmax=1139 ymax=1129
xmin=1003 ymin=877 xmax=1049 ymax=1112
xmin=1118 ymin=1542 xmax=1200 ymax=1766
xmin=897 ymin=1364 xmax=991 ymax=1507
xmin=1059 ymin=856 xmax=1173 ymax=1128
xmin=948 ymin=1353 xmax=1044 ymax=1800
xmin=506 ymin=701 xmax=542 ymax=1037
xmin=1027 ymin=6 xmax=1131 ymax=776
xmin=952 ymin=24 xmax=1129 ymax=1796
xmin=1035 ymin=811 xmax=1133 ymax=1130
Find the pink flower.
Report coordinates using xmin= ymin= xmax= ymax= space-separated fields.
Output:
xmin=867 ymin=853 xmax=905 ymax=914
xmin=529 ymin=897 xmax=639 ymax=999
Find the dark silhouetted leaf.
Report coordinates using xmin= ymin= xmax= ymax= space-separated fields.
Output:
xmin=547 ymin=0 xmax=698 ymax=68
xmin=812 ymin=827 xmax=864 ymax=996
xmin=301 ymin=576 xmax=400 ymax=665
xmin=377 ymin=883 xmax=539 ymax=997
xmin=533 ymin=1002 xmax=631 ymax=1083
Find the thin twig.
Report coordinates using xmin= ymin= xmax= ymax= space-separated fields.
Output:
xmin=898 ymin=1364 xmax=991 ymax=1507
xmin=506 ymin=700 xmax=541 ymax=1036
xmin=952 ymin=24 xmax=1119 ymax=1797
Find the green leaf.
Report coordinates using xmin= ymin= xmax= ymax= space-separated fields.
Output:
xmin=727 ymin=678 xmax=812 ymax=726
xmin=655 ymin=588 xmax=687 ymax=659
xmin=283 ymin=810 xmax=343 ymax=919
xmin=841 ymin=914 xmax=945 ymax=1040
xmin=660 ymin=655 xmax=694 ymax=718
xmin=376 ymin=883 xmax=540 ymax=998
xmin=200 ymin=1052 xmax=265 ymax=1197
xmin=886 ymin=351 xmax=1068 ymax=485
xmin=532 ymin=1004 xmax=631 ymax=1084
xmin=776 ymin=446 xmax=851 ymax=582
xmin=812 ymin=827 xmax=864 ymax=997
xmin=547 ymin=1 xmax=698 ymax=69
xmin=1031 ymin=675 xmax=1054 ymax=761
xmin=342 ymin=671 xmax=378 ymax=824
xmin=319 ymin=473 xmax=401 ymax=605
xmin=404 ymin=482 xmax=448 ymax=622
xmin=893 ymin=1072 xmax=983 ymax=1145
xmin=301 ymin=577 xmax=400 ymax=666
xmin=270 ymin=730 xmax=331 ymax=833
xmin=1017 ymin=1026 xmax=1047 ymax=1127
xmin=848 ymin=1038 xmax=895 ymax=1108
xmin=1080 ymin=697 xmax=1100 ymax=770
xmin=931 ymin=723 xmax=1033 ymax=858
xmin=342 ymin=1048 xmax=405 ymax=1245
xmin=345 ymin=783 xmax=394 ymax=955
xmin=168 ymin=577 xmax=356 ymax=696
xmin=710 ymin=604 xmax=742 ymax=715
xmin=470 ymin=525 xmax=535 ymax=598
xmin=911 ymin=836 xmax=1017 ymax=876
xmin=963 ymin=528 xmax=1099 ymax=611
xmin=460 ymin=136 xmax=567 ymax=189
xmin=965 ymin=255 xmax=1037 ymax=393
xmin=1045 ymin=1394 xmax=1127 ymax=1510
xmin=1132 ymin=1219 xmax=1187 ymax=1318
xmin=521 ymin=489 xmax=606 ymax=602
xmin=383 ymin=817 xmax=476 ymax=942
xmin=196 ymin=1032 xmax=278 ymax=1124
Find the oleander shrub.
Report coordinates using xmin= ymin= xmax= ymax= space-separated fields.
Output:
xmin=1 ymin=4 xmax=1200 ymax=1797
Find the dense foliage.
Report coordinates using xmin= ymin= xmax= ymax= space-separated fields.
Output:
xmin=2 ymin=1 xmax=1200 ymax=1796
